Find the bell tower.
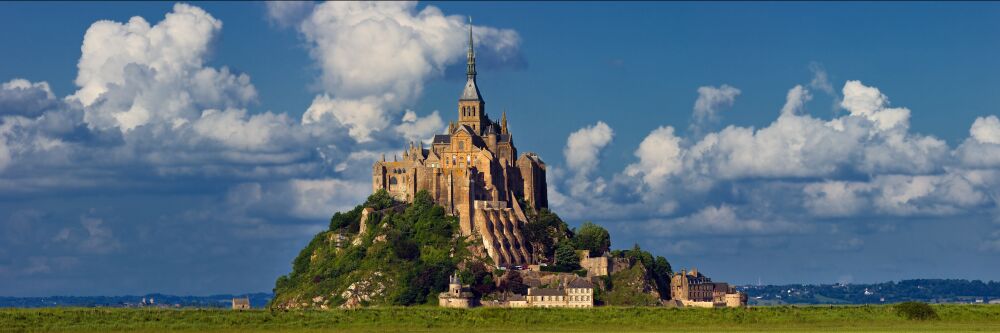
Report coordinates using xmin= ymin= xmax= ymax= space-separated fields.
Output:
xmin=457 ymin=18 xmax=486 ymax=135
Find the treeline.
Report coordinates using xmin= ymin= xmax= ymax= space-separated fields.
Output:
xmin=746 ymin=279 xmax=1000 ymax=304
xmin=0 ymin=293 xmax=272 ymax=308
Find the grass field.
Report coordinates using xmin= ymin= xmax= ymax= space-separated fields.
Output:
xmin=2 ymin=305 xmax=999 ymax=332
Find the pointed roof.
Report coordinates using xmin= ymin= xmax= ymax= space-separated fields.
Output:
xmin=460 ymin=79 xmax=483 ymax=102
xmin=425 ymin=149 xmax=441 ymax=162
xmin=454 ymin=124 xmax=475 ymax=136
xmin=500 ymin=110 xmax=508 ymax=134
xmin=460 ymin=18 xmax=483 ymax=102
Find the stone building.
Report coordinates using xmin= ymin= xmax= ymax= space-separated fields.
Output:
xmin=372 ymin=25 xmax=546 ymax=267
xmin=524 ymin=278 xmax=594 ymax=308
xmin=670 ymin=268 xmax=746 ymax=308
xmin=439 ymin=273 xmax=477 ymax=308
xmin=231 ymin=297 xmax=250 ymax=310
xmin=578 ymin=251 xmax=630 ymax=277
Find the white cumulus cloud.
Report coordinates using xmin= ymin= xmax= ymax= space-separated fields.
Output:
xmin=295 ymin=2 xmax=520 ymax=143
xmin=690 ymin=84 xmax=740 ymax=134
xmin=395 ymin=110 xmax=444 ymax=144
xmin=970 ymin=115 xmax=1000 ymax=145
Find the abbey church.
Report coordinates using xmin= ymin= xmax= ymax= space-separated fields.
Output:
xmin=372 ymin=27 xmax=546 ymax=267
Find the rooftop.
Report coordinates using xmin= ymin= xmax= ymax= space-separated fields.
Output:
xmin=528 ymin=288 xmax=564 ymax=297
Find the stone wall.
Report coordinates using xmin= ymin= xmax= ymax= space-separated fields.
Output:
xmin=473 ymin=201 xmax=532 ymax=267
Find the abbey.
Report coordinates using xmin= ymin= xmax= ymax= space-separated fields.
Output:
xmin=372 ymin=27 xmax=546 ymax=267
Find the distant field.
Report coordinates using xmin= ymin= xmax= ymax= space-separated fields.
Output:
xmin=2 ymin=305 xmax=1000 ymax=332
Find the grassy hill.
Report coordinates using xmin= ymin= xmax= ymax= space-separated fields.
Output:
xmin=270 ymin=190 xmax=468 ymax=309
xmin=270 ymin=190 xmax=675 ymax=309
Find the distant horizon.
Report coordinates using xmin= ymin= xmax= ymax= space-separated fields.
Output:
xmin=5 ymin=277 xmax=1000 ymax=299
xmin=0 ymin=279 xmax=1000 ymax=308
xmin=2 ymin=1 xmax=1000 ymax=296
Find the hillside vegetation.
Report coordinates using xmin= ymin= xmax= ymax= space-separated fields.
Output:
xmin=4 ymin=305 xmax=1000 ymax=332
xmin=270 ymin=190 xmax=465 ymax=308
xmin=270 ymin=190 xmax=675 ymax=308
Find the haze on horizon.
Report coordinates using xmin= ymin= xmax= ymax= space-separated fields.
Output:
xmin=1 ymin=1 xmax=999 ymax=297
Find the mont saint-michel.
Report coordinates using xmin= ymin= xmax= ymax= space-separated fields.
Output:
xmin=269 ymin=26 xmax=744 ymax=310
xmin=5 ymin=2 xmax=1000 ymax=333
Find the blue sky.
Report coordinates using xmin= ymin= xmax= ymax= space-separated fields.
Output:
xmin=1 ymin=2 xmax=999 ymax=296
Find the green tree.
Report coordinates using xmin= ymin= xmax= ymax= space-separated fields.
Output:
xmin=554 ymin=242 xmax=581 ymax=272
xmin=573 ymin=222 xmax=611 ymax=256
xmin=651 ymin=256 xmax=673 ymax=298
xmin=625 ymin=243 xmax=654 ymax=269
xmin=523 ymin=209 xmax=573 ymax=262
xmin=329 ymin=207 xmax=362 ymax=231
xmin=365 ymin=189 xmax=396 ymax=210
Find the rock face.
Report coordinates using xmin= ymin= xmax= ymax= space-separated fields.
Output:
xmin=603 ymin=264 xmax=662 ymax=306
xmin=339 ymin=272 xmax=387 ymax=309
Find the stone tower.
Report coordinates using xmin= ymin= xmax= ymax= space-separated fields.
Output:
xmin=458 ymin=22 xmax=486 ymax=134
xmin=371 ymin=20 xmax=548 ymax=267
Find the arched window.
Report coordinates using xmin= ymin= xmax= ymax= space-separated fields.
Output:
xmin=389 ymin=177 xmax=397 ymax=185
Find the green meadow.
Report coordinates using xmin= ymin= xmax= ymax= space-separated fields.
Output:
xmin=2 ymin=305 xmax=999 ymax=332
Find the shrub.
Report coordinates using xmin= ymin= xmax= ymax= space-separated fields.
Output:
xmin=572 ymin=222 xmax=610 ymax=256
xmin=552 ymin=242 xmax=581 ymax=272
xmin=894 ymin=301 xmax=939 ymax=320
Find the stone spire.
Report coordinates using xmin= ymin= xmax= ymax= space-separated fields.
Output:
xmin=501 ymin=110 xmax=508 ymax=135
xmin=459 ymin=17 xmax=482 ymax=102
xmin=466 ymin=16 xmax=476 ymax=80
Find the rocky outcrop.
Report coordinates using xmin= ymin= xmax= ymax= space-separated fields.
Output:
xmin=339 ymin=272 xmax=387 ymax=309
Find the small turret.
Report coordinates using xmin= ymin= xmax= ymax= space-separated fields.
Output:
xmin=448 ymin=273 xmax=462 ymax=295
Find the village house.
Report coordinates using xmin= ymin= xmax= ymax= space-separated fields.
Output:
xmin=524 ymin=278 xmax=594 ymax=308
xmin=670 ymin=268 xmax=746 ymax=308
xmin=231 ymin=297 xmax=250 ymax=310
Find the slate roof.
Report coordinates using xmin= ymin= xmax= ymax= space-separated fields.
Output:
xmin=460 ymin=78 xmax=483 ymax=101
xmin=432 ymin=135 xmax=451 ymax=144
xmin=567 ymin=279 xmax=595 ymax=289
xmin=528 ymin=288 xmax=564 ymax=297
